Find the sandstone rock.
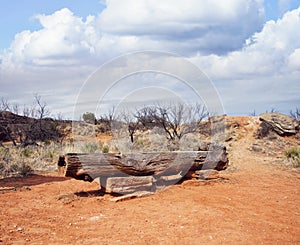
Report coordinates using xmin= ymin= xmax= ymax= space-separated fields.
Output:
xmin=109 ymin=191 xmax=154 ymax=202
xmin=102 ymin=176 xmax=154 ymax=194
xmin=259 ymin=113 xmax=299 ymax=136
xmin=186 ymin=170 xmax=219 ymax=180
xmin=157 ymin=173 xmax=183 ymax=182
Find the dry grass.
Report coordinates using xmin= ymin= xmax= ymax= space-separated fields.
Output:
xmin=0 ymin=143 xmax=69 ymax=178
xmin=285 ymin=147 xmax=300 ymax=168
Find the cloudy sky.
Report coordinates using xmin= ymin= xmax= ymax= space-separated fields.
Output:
xmin=0 ymin=0 xmax=299 ymax=118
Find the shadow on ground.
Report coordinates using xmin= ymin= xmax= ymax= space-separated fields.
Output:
xmin=0 ymin=173 xmax=69 ymax=188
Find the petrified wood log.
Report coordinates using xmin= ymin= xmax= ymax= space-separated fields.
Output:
xmin=63 ymin=148 xmax=228 ymax=182
xmin=186 ymin=169 xmax=219 ymax=180
xmin=104 ymin=176 xmax=155 ymax=194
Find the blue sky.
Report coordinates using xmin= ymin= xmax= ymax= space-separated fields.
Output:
xmin=0 ymin=0 xmax=300 ymax=118
xmin=0 ymin=0 xmax=105 ymax=50
xmin=1 ymin=0 xmax=299 ymax=51
xmin=264 ymin=0 xmax=300 ymax=20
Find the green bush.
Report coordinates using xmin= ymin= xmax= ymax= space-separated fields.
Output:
xmin=102 ymin=145 xmax=109 ymax=153
xmin=285 ymin=147 xmax=300 ymax=168
xmin=22 ymin=148 xmax=33 ymax=158
xmin=82 ymin=112 xmax=96 ymax=124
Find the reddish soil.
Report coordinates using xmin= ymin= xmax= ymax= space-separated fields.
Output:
xmin=1 ymin=117 xmax=300 ymax=244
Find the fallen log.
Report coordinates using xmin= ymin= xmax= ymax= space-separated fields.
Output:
xmin=62 ymin=148 xmax=228 ymax=183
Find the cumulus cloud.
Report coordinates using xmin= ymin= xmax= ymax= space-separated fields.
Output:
xmin=1 ymin=0 xmax=265 ymax=70
xmin=0 ymin=1 xmax=299 ymax=116
xmin=1 ymin=8 xmax=100 ymax=68
xmin=194 ymin=6 xmax=300 ymax=77
xmin=191 ymin=6 xmax=300 ymax=114
xmin=99 ymin=0 xmax=264 ymax=54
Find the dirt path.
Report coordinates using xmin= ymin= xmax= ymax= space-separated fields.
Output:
xmin=1 ymin=118 xmax=300 ymax=244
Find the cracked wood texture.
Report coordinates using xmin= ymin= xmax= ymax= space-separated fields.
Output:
xmin=63 ymin=148 xmax=228 ymax=182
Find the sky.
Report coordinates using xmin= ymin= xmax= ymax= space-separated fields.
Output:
xmin=0 ymin=0 xmax=300 ymax=118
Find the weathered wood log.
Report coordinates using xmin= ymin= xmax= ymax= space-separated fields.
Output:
xmin=62 ymin=148 xmax=228 ymax=182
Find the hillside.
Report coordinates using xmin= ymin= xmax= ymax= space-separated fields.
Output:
xmin=0 ymin=115 xmax=299 ymax=244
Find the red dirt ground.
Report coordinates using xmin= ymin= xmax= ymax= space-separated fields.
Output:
xmin=0 ymin=117 xmax=300 ymax=244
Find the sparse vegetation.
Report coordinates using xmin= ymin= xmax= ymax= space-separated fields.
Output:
xmin=290 ymin=108 xmax=300 ymax=121
xmin=134 ymin=103 xmax=209 ymax=141
xmin=80 ymin=142 xmax=99 ymax=153
xmin=2 ymin=93 xmax=299 ymax=178
xmin=82 ymin=112 xmax=96 ymax=124
xmin=0 ymin=95 xmax=64 ymax=147
xmin=102 ymin=145 xmax=109 ymax=153
xmin=0 ymin=144 xmax=63 ymax=177
xmin=285 ymin=147 xmax=300 ymax=168
xmin=18 ymin=162 xmax=34 ymax=176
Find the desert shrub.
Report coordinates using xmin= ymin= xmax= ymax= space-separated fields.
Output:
xmin=102 ymin=145 xmax=109 ymax=153
xmin=285 ymin=147 xmax=300 ymax=168
xmin=74 ymin=122 xmax=95 ymax=136
xmin=40 ymin=146 xmax=58 ymax=162
xmin=22 ymin=148 xmax=34 ymax=158
xmin=290 ymin=108 xmax=300 ymax=121
xmin=0 ymin=143 xmax=63 ymax=178
xmin=46 ymin=150 xmax=54 ymax=160
xmin=82 ymin=112 xmax=96 ymax=124
xmin=179 ymin=133 xmax=202 ymax=151
xmin=7 ymin=162 xmax=33 ymax=176
xmin=80 ymin=142 xmax=99 ymax=153
xmin=136 ymin=138 xmax=144 ymax=147
xmin=44 ymin=139 xmax=51 ymax=146
xmin=9 ymin=163 xmax=19 ymax=173
xmin=0 ymin=161 xmax=4 ymax=171
xmin=18 ymin=163 xmax=34 ymax=176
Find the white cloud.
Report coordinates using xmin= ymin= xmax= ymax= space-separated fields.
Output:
xmin=194 ymin=6 xmax=300 ymax=78
xmin=0 ymin=1 xmax=299 ymax=116
xmin=288 ymin=48 xmax=300 ymax=70
xmin=99 ymin=0 xmax=264 ymax=54
xmin=1 ymin=0 xmax=265 ymax=70
xmin=8 ymin=9 xmax=99 ymax=67
xmin=191 ymin=6 xmax=300 ymax=114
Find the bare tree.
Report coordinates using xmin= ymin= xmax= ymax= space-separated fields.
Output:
xmin=12 ymin=104 xmax=19 ymax=115
xmin=133 ymin=103 xmax=208 ymax=141
xmin=122 ymin=109 xmax=139 ymax=143
xmin=134 ymin=106 xmax=158 ymax=129
xmin=0 ymin=98 xmax=10 ymax=111
xmin=265 ymin=108 xmax=277 ymax=113
xmin=249 ymin=110 xmax=256 ymax=116
xmin=21 ymin=95 xmax=60 ymax=145
xmin=152 ymin=103 xmax=208 ymax=140
xmin=290 ymin=108 xmax=300 ymax=120
xmin=34 ymin=94 xmax=50 ymax=119
xmin=55 ymin=112 xmax=64 ymax=121
xmin=0 ymin=95 xmax=63 ymax=147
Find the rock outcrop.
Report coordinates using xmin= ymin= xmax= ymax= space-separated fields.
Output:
xmin=259 ymin=113 xmax=299 ymax=136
